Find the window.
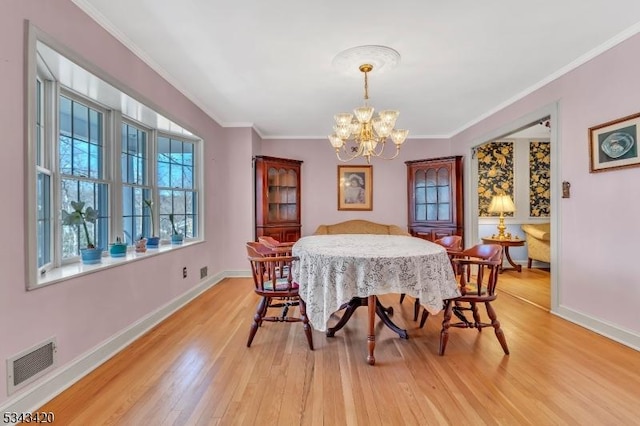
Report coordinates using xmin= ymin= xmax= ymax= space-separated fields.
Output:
xmin=35 ymin=77 xmax=53 ymax=269
xmin=59 ymin=94 xmax=109 ymax=260
xmin=26 ymin=32 xmax=203 ymax=289
xmin=157 ymin=136 xmax=197 ymax=239
xmin=121 ymin=122 xmax=151 ymax=245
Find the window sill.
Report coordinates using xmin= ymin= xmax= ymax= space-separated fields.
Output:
xmin=32 ymin=240 xmax=202 ymax=290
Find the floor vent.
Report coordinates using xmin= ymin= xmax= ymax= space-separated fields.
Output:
xmin=7 ymin=338 xmax=57 ymax=395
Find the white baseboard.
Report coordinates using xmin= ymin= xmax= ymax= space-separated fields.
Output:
xmin=0 ymin=270 xmax=238 ymax=418
xmin=552 ymin=305 xmax=640 ymax=351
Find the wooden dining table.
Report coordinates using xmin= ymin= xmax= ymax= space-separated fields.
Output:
xmin=292 ymin=234 xmax=459 ymax=365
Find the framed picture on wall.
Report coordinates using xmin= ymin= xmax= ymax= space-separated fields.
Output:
xmin=589 ymin=112 xmax=640 ymax=172
xmin=337 ymin=165 xmax=372 ymax=211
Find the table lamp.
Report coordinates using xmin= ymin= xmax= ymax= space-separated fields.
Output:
xmin=488 ymin=194 xmax=515 ymax=240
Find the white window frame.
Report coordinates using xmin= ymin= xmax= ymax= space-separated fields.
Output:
xmin=25 ymin=24 xmax=204 ymax=290
xmin=119 ymin=118 xmax=152 ymax=245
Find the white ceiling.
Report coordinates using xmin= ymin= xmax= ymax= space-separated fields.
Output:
xmin=72 ymin=0 xmax=640 ymax=139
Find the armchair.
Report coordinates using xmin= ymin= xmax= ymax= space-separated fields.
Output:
xmin=521 ymin=223 xmax=550 ymax=268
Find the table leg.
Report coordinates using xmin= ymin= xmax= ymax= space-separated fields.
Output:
xmin=326 ymin=297 xmax=366 ymax=337
xmin=501 ymin=246 xmax=522 ymax=273
xmin=367 ymin=295 xmax=376 ymax=365
xmin=375 ymin=299 xmax=408 ymax=339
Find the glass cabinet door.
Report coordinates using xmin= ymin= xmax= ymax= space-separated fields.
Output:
xmin=413 ymin=164 xmax=451 ymax=223
xmin=267 ymin=167 xmax=298 ymax=223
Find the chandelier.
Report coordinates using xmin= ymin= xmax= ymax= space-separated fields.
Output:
xmin=328 ymin=63 xmax=409 ymax=163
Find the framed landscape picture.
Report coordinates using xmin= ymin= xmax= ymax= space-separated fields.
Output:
xmin=337 ymin=165 xmax=372 ymax=211
xmin=589 ymin=112 xmax=640 ymax=173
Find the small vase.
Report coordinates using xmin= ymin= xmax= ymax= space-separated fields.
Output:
xmin=81 ymin=247 xmax=103 ymax=265
xmin=146 ymin=236 xmax=160 ymax=249
xmin=135 ymin=238 xmax=147 ymax=253
xmin=171 ymin=234 xmax=183 ymax=245
xmin=109 ymin=242 xmax=127 ymax=258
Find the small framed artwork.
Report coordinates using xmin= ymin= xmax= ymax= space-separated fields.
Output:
xmin=589 ymin=112 xmax=640 ymax=173
xmin=337 ymin=165 xmax=373 ymax=211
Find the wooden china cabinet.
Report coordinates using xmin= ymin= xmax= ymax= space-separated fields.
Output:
xmin=406 ymin=156 xmax=464 ymax=242
xmin=254 ymin=156 xmax=302 ymax=243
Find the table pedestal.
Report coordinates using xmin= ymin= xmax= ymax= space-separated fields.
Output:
xmin=326 ymin=295 xmax=409 ymax=365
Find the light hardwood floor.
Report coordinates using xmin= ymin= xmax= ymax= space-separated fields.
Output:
xmin=498 ymin=267 xmax=550 ymax=310
xmin=38 ymin=274 xmax=639 ymax=425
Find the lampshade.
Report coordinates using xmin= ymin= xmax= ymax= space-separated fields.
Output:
xmin=488 ymin=195 xmax=515 ymax=214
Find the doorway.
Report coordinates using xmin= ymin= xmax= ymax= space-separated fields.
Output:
xmin=466 ymin=104 xmax=559 ymax=313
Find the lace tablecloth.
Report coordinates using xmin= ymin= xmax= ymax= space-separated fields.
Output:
xmin=292 ymin=234 xmax=460 ymax=332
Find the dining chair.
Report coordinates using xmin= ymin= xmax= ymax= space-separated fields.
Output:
xmin=257 ymin=235 xmax=295 ymax=253
xmin=400 ymin=235 xmax=463 ymax=323
xmin=248 ymin=240 xmax=290 ymax=277
xmin=246 ymin=243 xmax=314 ymax=350
xmin=422 ymin=243 xmax=509 ymax=356
xmin=256 ymin=237 xmax=295 ymax=276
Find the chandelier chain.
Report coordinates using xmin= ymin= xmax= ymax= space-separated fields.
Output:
xmin=363 ymin=68 xmax=369 ymax=101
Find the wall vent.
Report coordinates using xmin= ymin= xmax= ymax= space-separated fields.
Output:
xmin=7 ymin=337 xmax=57 ymax=395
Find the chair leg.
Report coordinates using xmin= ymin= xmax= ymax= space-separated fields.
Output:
xmin=528 ymin=258 xmax=532 ymax=269
xmin=299 ymin=298 xmax=314 ymax=350
xmin=485 ymin=302 xmax=509 ymax=355
xmin=247 ymin=296 xmax=269 ymax=347
xmin=399 ymin=293 xmax=406 ymax=304
xmin=470 ymin=302 xmax=481 ymax=331
xmin=413 ymin=298 xmax=420 ymax=321
xmin=439 ymin=300 xmax=454 ymax=355
xmin=419 ymin=309 xmax=429 ymax=328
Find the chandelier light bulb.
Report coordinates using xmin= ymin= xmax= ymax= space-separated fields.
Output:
xmin=379 ymin=110 xmax=399 ymax=124
xmin=334 ymin=113 xmax=353 ymax=126
xmin=329 ymin=134 xmax=345 ymax=148
xmin=333 ymin=124 xmax=351 ymax=139
xmin=391 ymin=129 xmax=409 ymax=145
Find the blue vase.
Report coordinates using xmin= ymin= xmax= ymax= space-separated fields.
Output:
xmin=81 ymin=247 xmax=103 ymax=264
xmin=109 ymin=243 xmax=127 ymax=258
xmin=171 ymin=234 xmax=183 ymax=245
xmin=147 ymin=236 xmax=160 ymax=248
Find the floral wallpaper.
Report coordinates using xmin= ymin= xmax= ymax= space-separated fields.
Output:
xmin=529 ymin=141 xmax=551 ymax=217
xmin=477 ymin=141 xmax=514 ymax=217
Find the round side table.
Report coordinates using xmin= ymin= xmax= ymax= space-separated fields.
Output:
xmin=481 ymin=237 xmax=525 ymax=273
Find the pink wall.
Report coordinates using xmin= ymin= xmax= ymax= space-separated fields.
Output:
xmin=0 ymin=0 xmax=231 ymax=405
xmin=260 ymin=138 xmax=452 ymax=235
xmin=219 ymin=127 xmax=256 ymax=271
xmin=2 ymin=0 xmax=639 ymax=410
xmin=450 ymin=34 xmax=640 ymax=335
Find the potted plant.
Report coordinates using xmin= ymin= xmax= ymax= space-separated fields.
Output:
xmin=143 ymin=199 xmax=160 ymax=248
xmin=135 ymin=235 xmax=147 ymax=253
xmin=62 ymin=201 xmax=102 ymax=264
xmin=109 ymin=236 xmax=127 ymax=258
xmin=168 ymin=213 xmax=183 ymax=245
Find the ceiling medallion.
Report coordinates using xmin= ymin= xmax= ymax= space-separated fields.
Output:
xmin=331 ymin=45 xmax=401 ymax=75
